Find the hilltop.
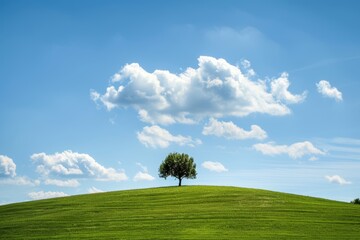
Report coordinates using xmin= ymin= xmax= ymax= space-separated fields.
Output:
xmin=0 ymin=186 xmax=359 ymax=239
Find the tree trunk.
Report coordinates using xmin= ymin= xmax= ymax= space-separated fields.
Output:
xmin=178 ymin=178 xmax=182 ymax=187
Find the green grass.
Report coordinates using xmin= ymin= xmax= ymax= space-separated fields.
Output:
xmin=0 ymin=186 xmax=359 ymax=239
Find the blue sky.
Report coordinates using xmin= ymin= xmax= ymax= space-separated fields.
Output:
xmin=1 ymin=0 xmax=359 ymax=204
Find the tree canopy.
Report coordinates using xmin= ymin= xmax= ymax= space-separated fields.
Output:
xmin=159 ymin=152 xmax=197 ymax=186
xmin=351 ymin=198 xmax=360 ymax=204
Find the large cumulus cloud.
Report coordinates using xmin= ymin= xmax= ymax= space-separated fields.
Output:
xmin=92 ymin=56 xmax=305 ymax=125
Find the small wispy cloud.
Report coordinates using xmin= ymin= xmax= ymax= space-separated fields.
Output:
xmin=308 ymin=156 xmax=319 ymax=161
xmin=28 ymin=191 xmax=69 ymax=200
xmin=0 ymin=177 xmax=40 ymax=186
xmin=0 ymin=155 xmax=16 ymax=177
xmin=331 ymin=137 xmax=360 ymax=146
xmin=88 ymin=187 xmax=104 ymax=194
xmin=136 ymin=163 xmax=148 ymax=172
xmin=202 ymin=161 xmax=228 ymax=172
xmin=253 ymin=141 xmax=325 ymax=159
xmin=316 ymin=137 xmax=360 ymax=161
xmin=241 ymin=59 xmax=256 ymax=77
xmin=316 ymin=80 xmax=343 ymax=102
xmin=202 ymin=118 xmax=267 ymax=140
xmin=325 ymin=175 xmax=351 ymax=185
xmin=137 ymin=125 xmax=201 ymax=148
xmin=44 ymin=179 xmax=80 ymax=187
xmin=0 ymin=155 xmax=39 ymax=186
xmin=133 ymin=163 xmax=155 ymax=181
xmin=133 ymin=172 xmax=155 ymax=181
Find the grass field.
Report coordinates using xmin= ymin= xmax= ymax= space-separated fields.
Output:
xmin=0 ymin=186 xmax=359 ymax=239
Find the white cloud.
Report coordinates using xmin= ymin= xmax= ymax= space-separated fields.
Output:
xmin=0 ymin=155 xmax=16 ymax=177
xmin=28 ymin=191 xmax=69 ymax=200
xmin=0 ymin=176 xmax=40 ymax=186
xmin=136 ymin=162 xmax=148 ymax=172
xmin=308 ymin=156 xmax=319 ymax=161
xmin=202 ymin=118 xmax=267 ymax=140
xmin=44 ymin=178 xmax=80 ymax=187
xmin=111 ymin=73 xmax=121 ymax=82
xmin=92 ymin=56 xmax=305 ymax=125
xmin=325 ymin=175 xmax=351 ymax=185
xmin=133 ymin=171 xmax=155 ymax=181
xmin=241 ymin=59 xmax=252 ymax=69
xmin=90 ymin=90 xmax=100 ymax=102
xmin=137 ymin=125 xmax=201 ymax=148
xmin=315 ymin=137 xmax=360 ymax=162
xmin=202 ymin=161 xmax=228 ymax=172
xmin=0 ymin=155 xmax=39 ymax=186
xmin=271 ymin=72 xmax=307 ymax=104
xmin=88 ymin=187 xmax=104 ymax=193
xmin=133 ymin=163 xmax=155 ymax=181
xmin=241 ymin=59 xmax=256 ymax=77
xmin=253 ymin=141 xmax=325 ymax=159
xmin=31 ymin=150 xmax=128 ymax=181
xmin=316 ymin=80 xmax=343 ymax=101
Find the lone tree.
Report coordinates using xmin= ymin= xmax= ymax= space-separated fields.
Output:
xmin=351 ymin=198 xmax=360 ymax=204
xmin=159 ymin=152 xmax=197 ymax=186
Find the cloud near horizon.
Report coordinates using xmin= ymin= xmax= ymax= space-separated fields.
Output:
xmin=253 ymin=141 xmax=325 ymax=159
xmin=133 ymin=172 xmax=155 ymax=181
xmin=88 ymin=187 xmax=104 ymax=193
xmin=92 ymin=56 xmax=306 ymax=125
xmin=0 ymin=177 xmax=40 ymax=186
xmin=28 ymin=191 xmax=69 ymax=200
xmin=325 ymin=175 xmax=351 ymax=185
xmin=133 ymin=163 xmax=155 ymax=181
xmin=31 ymin=150 xmax=128 ymax=182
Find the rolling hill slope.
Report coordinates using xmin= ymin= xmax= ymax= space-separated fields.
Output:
xmin=0 ymin=186 xmax=359 ymax=239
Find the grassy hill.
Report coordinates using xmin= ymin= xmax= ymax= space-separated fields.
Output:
xmin=0 ymin=186 xmax=359 ymax=239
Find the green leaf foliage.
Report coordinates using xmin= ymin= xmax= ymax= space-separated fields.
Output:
xmin=159 ymin=152 xmax=197 ymax=186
